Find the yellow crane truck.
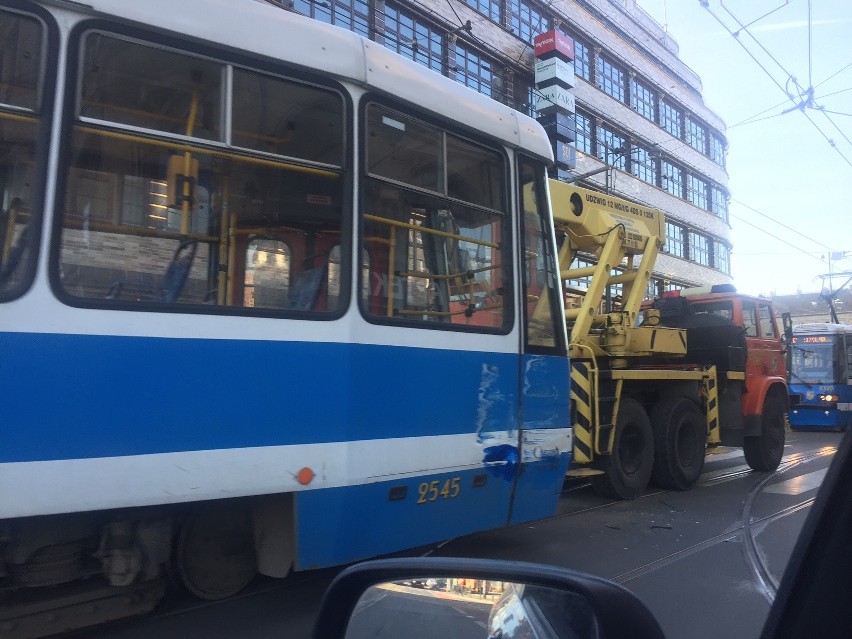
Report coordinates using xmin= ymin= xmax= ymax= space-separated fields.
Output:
xmin=546 ymin=183 xmax=788 ymax=499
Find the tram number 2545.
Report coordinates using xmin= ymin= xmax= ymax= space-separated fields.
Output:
xmin=417 ymin=477 xmax=461 ymax=504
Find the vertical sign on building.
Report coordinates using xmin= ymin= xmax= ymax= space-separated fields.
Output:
xmin=534 ymin=30 xmax=576 ymax=178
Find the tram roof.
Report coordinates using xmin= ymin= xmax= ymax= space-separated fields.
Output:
xmin=793 ymin=323 xmax=852 ymax=335
xmin=70 ymin=0 xmax=554 ymax=163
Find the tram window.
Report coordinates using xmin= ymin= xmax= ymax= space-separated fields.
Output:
xmin=80 ymin=34 xmax=222 ymax=141
xmin=446 ymin=135 xmax=504 ymax=212
xmin=362 ymin=104 xmax=509 ymax=331
xmin=0 ymin=10 xmax=43 ymax=299
xmin=327 ymin=245 xmax=370 ymax=310
xmin=362 ymin=181 xmax=508 ymax=330
xmin=57 ymin=33 xmax=346 ymax=315
xmin=366 ymin=107 xmax=443 ymax=193
xmin=0 ymin=13 xmax=43 ymax=111
xmin=232 ymin=68 xmax=343 ymax=166
xmin=520 ymin=158 xmax=563 ymax=353
xmin=846 ymin=342 xmax=852 ymax=381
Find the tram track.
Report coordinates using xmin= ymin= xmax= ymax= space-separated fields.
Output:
xmin=557 ymin=446 xmax=834 ymax=508
xmin=606 ymin=446 xmax=837 ymax=602
xmin=738 ymin=447 xmax=836 ymax=602
xmin=64 ymin=445 xmax=839 ymax=638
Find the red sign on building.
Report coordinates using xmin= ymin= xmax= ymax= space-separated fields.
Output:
xmin=533 ymin=30 xmax=575 ymax=62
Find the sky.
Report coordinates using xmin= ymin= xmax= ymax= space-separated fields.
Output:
xmin=635 ymin=0 xmax=852 ymax=297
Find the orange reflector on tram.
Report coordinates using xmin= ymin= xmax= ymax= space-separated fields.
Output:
xmin=296 ymin=467 xmax=315 ymax=485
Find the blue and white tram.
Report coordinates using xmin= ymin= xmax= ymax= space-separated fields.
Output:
xmin=0 ymin=0 xmax=571 ymax=628
xmin=788 ymin=323 xmax=852 ymax=430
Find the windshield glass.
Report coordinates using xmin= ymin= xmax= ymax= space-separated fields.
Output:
xmin=790 ymin=338 xmax=840 ymax=385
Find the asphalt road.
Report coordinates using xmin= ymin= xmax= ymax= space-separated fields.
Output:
xmin=74 ymin=429 xmax=844 ymax=639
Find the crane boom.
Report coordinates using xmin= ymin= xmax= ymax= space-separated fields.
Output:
xmin=548 ymin=181 xmax=685 ymax=362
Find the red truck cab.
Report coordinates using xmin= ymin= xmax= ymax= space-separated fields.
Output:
xmin=649 ymin=285 xmax=788 ymax=469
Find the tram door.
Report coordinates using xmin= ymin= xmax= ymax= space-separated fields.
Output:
xmin=509 ymin=159 xmax=572 ymax=525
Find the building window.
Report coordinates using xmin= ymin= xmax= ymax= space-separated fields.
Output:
xmin=597 ymin=124 xmax=626 ymax=169
xmin=714 ymin=242 xmax=730 ymax=274
xmin=382 ymin=5 xmax=444 ymax=72
xmin=631 ymin=76 xmax=656 ymax=121
xmin=575 ymin=111 xmax=592 ymax=154
xmin=293 ymin=0 xmax=370 ymax=38
xmin=631 ymin=145 xmax=657 ymax=185
xmin=711 ymin=134 xmax=726 ymax=167
xmin=665 ymin=222 xmax=685 ymax=258
xmin=463 ymin=0 xmax=500 ymax=23
xmin=712 ymin=186 xmax=729 ymax=223
xmin=647 ymin=277 xmax=659 ymax=298
xmin=451 ymin=44 xmax=502 ymax=101
xmin=687 ymin=174 xmax=708 ymax=210
xmin=515 ymin=77 xmax=536 ymax=117
xmin=510 ymin=0 xmax=551 ymax=45
xmin=565 ymin=256 xmax=594 ymax=290
xmin=573 ymin=38 xmax=591 ymax=82
xmin=689 ymin=232 xmax=710 ymax=266
xmin=659 ymin=99 xmax=682 ymax=138
xmin=686 ymin=116 xmax=707 ymax=154
xmin=661 ymin=160 xmax=683 ymax=198
xmin=596 ymin=54 xmax=625 ymax=103
xmin=245 ymin=239 xmax=291 ymax=308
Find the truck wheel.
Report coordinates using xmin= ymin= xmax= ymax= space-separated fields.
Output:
xmin=744 ymin=394 xmax=786 ymax=472
xmin=175 ymin=504 xmax=257 ymax=600
xmin=651 ymin=397 xmax=706 ymax=490
xmin=591 ymin=398 xmax=654 ymax=500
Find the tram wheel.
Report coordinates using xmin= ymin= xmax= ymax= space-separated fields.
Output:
xmin=591 ymin=398 xmax=654 ymax=500
xmin=175 ymin=503 xmax=257 ymax=600
xmin=744 ymin=394 xmax=786 ymax=472
xmin=651 ymin=397 xmax=706 ymax=490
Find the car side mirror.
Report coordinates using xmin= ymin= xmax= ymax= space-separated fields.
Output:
xmin=312 ymin=557 xmax=665 ymax=639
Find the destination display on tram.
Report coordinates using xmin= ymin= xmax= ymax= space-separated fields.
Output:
xmin=792 ymin=336 xmax=831 ymax=344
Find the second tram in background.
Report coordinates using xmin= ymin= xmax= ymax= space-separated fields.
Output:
xmin=788 ymin=323 xmax=852 ymax=430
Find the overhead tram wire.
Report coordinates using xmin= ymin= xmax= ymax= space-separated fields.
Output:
xmin=818 ymin=86 xmax=852 ymax=100
xmin=719 ymin=0 xmax=809 ymax=99
xmin=728 ymin=213 xmax=828 ymax=265
xmin=730 ymin=109 xmax=796 ymax=129
xmin=731 ymin=87 xmax=852 ymax=129
xmin=731 ymin=199 xmax=836 ymax=252
xmin=712 ymin=2 xmax=852 ymax=154
xmin=700 ymin=2 xmax=852 ymax=171
xmin=808 ymin=0 xmax=813 ymax=90
xmin=814 ymin=63 xmax=852 ymax=90
xmin=819 ymin=108 xmax=852 ymax=148
xmin=729 ymin=97 xmax=794 ymax=129
xmin=799 ymin=107 xmax=852 ymax=169
xmin=730 ymin=63 xmax=852 ymax=129
xmin=720 ymin=0 xmax=791 ymax=36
